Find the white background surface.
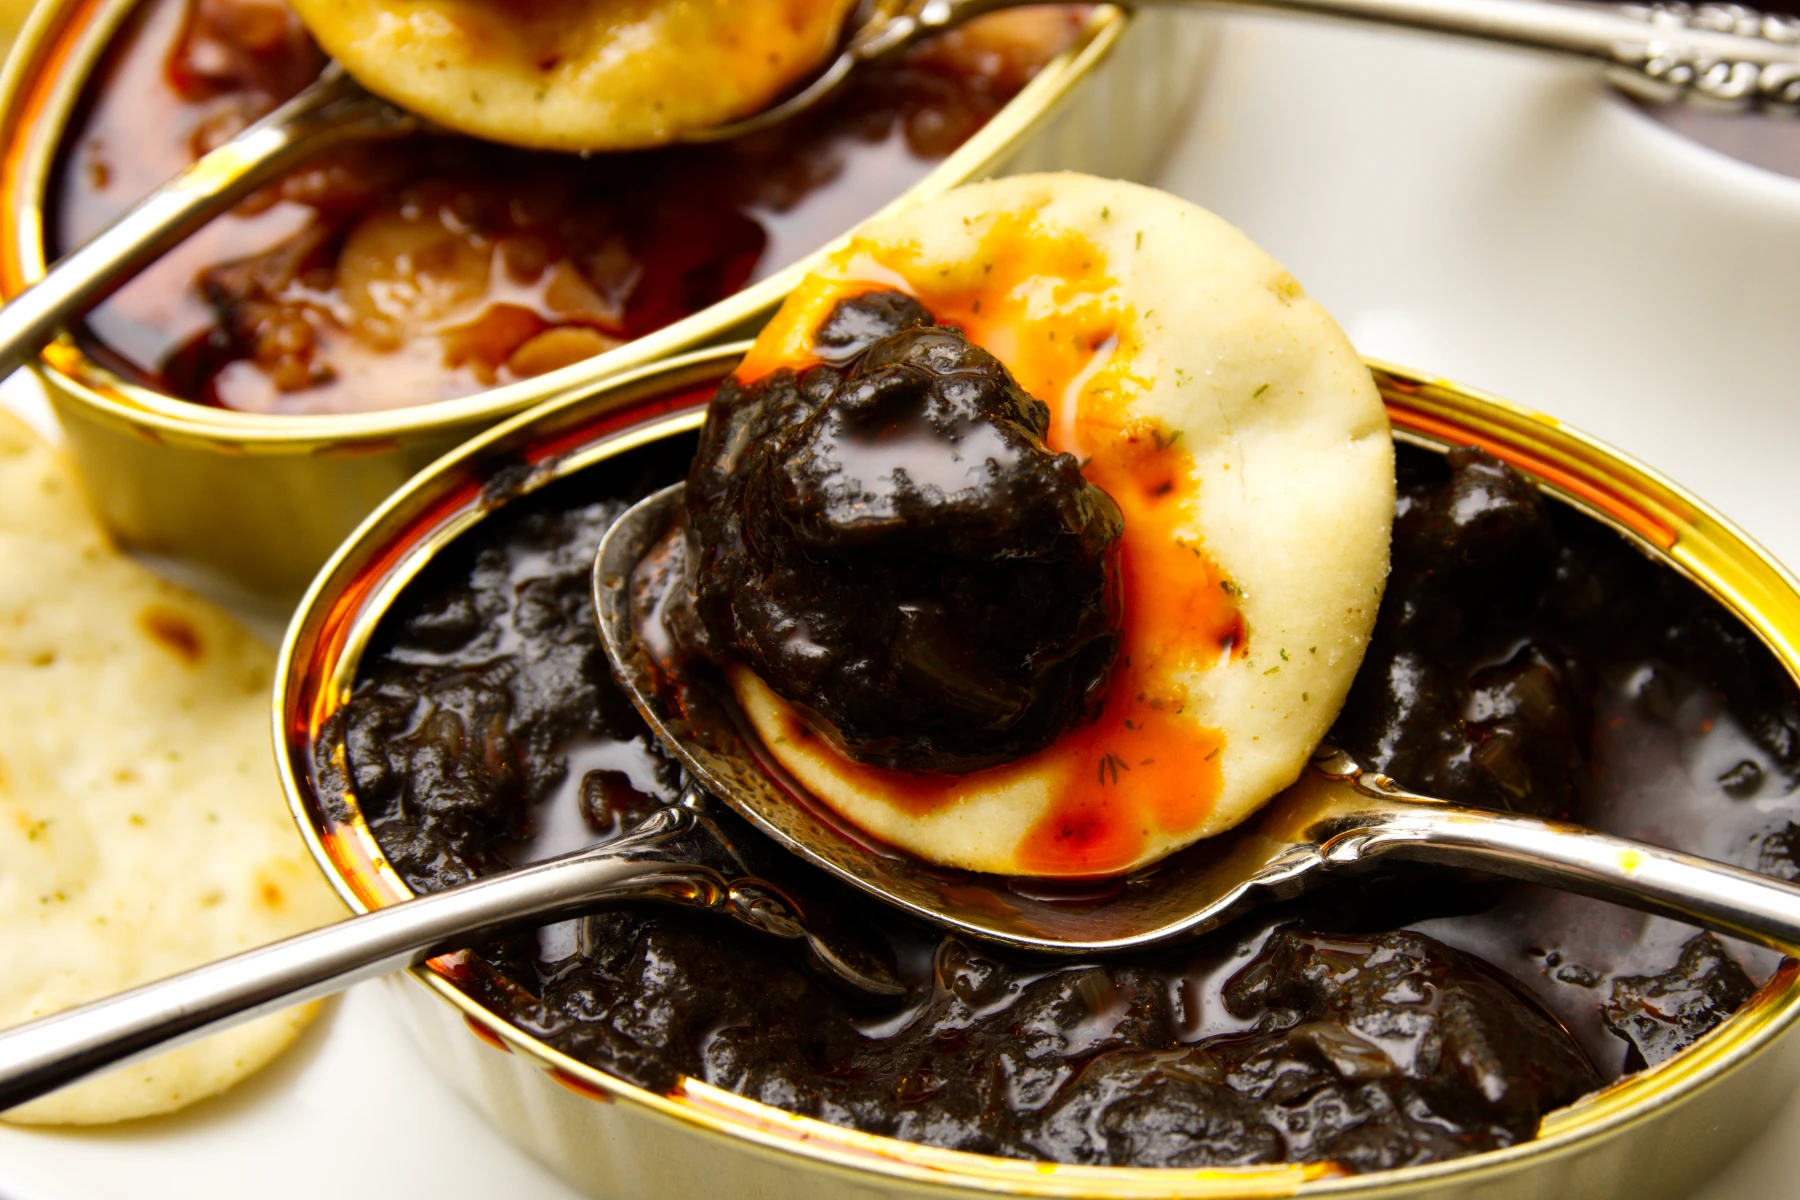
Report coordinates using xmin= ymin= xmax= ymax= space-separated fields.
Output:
xmin=4 ymin=11 xmax=1800 ymax=1197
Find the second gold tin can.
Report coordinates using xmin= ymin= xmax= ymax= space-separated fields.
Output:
xmin=0 ymin=0 xmax=1211 ymax=598
xmin=275 ymin=342 xmax=1800 ymax=1200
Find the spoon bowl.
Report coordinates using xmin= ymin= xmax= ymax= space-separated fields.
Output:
xmin=597 ymin=483 xmax=1800 ymax=956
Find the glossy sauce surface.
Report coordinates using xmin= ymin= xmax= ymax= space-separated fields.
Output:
xmin=681 ymin=292 xmax=1126 ymax=778
xmin=51 ymin=0 xmax=1084 ymax=413
xmin=328 ymin=433 xmax=1800 ymax=1170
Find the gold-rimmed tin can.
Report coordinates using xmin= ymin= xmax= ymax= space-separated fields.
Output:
xmin=275 ymin=343 xmax=1800 ymax=1200
xmin=0 ymin=0 xmax=1211 ymax=598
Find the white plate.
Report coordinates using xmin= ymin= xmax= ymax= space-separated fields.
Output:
xmin=5 ymin=12 xmax=1800 ymax=1196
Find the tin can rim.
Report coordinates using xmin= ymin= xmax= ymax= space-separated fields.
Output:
xmin=0 ymin=0 xmax=1128 ymax=450
xmin=272 ymin=343 xmax=1800 ymax=1197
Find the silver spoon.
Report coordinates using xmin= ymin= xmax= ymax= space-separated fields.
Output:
xmin=592 ymin=483 xmax=1800 ymax=958
xmin=0 ymin=780 xmax=903 ymax=1114
xmin=1 ymin=0 xmax=1796 ymax=383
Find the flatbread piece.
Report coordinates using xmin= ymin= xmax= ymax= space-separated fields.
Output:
xmin=0 ymin=409 xmax=345 ymax=1124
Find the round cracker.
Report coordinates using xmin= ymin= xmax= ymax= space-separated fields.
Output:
xmin=292 ymin=0 xmax=858 ymax=152
xmin=0 ymin=530 xmax=346 ymax=1124
xmin=731 ymin=173 xmax=1394 ymax=876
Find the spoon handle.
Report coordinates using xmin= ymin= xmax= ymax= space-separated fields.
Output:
xmin=0 ymin=66 xmax=412 ymax=383
xmin=0 ymin=808 xmax=761 ymax=1113
xmin=1309 ymin=749 xmax=1800 ymax=951
xmin=1179 ymin=0 xmax=1800 ymax=107
xmin=913 ymin=0 xmax=1800 ymax=109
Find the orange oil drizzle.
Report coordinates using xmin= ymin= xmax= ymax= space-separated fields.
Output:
xmin=745 ymin=215 xmax=1243 ymax=875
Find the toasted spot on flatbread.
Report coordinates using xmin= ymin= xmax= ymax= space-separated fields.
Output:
xmin=138 ymin=605 xmax=206 ymax=665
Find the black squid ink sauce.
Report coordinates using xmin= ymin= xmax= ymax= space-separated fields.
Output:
xmin=323 ymin=432 xmax=1800 ymax=1172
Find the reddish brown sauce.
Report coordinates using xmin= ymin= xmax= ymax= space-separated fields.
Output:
xmin=51 ymin=0 xmax=1085 ymax=414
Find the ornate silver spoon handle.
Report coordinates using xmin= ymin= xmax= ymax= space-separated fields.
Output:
xmin=1308 ymin=747 xmax=1800 ymax=950
xmin=0 ymin=65 xmax=412 ymax=382
xmin=0 ymin=807 xmax=867 ymax=1114
xmin=865 ymin=0 xmax=1800 ymax=99
xmin=1205 ymin=0 xmax=1800 ymax=107
xmin=749 ymin=0 xmax=1800 ymax=141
